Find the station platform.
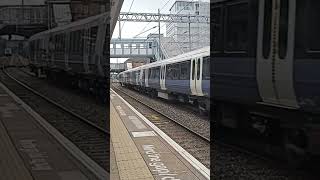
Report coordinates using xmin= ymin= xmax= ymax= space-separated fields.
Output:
xmin=110 ymin=89 xmax=210 ymax=180
xmin=0 ymin=82 xmax=107 ymax=180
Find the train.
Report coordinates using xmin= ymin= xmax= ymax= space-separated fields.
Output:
xmin=28 ymin=12 xmax=109 ymax=102
xmin=212 ymin=0 xmax=320 ymax=167
xmin=117 ymin=46 xmax=210 ymax=114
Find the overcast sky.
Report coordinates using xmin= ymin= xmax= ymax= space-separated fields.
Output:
xmin=111 ymin=0 xmax=201 ymax=63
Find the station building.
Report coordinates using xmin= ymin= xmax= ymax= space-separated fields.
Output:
xmin=166 ymin=0 xmax=210 ymax=52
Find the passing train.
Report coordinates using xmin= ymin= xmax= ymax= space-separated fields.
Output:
xmin=212 ymin=0 xmax=320 ymax=166
xmin=28 ymin=12 xmax=109 ymax=101
xmin=118 ymin=46 xmax=210 ymax=113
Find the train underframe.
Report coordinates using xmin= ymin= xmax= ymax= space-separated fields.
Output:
xmin=214 ymin=100 xmax=320 ymax=168
xmin=121 ymin=82 xmax=210 ymax=115
xmin=29 ymin=64 xmax=108 ymax=103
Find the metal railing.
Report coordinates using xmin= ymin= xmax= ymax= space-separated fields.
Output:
xmin=110 ymin=38 xmax=156 ymax=59
xmin=119 ymin=12 xmax=209 ymax=24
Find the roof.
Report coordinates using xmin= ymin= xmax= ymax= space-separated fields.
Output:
xmin=124 ymin=58 xmax=149 ymax=64
xmin=29 ymin=12 xmax=108 ymax=41
xmin=169 ymin=0 xmax=196 ymax=12
xmin=121 ymin=46 xmax=210 ymax=74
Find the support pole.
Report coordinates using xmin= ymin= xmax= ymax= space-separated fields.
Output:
xmin=158 ymin=9 xmax=161 ymax=60
xmin=119 ymin=19 xmax=121 ymax=39
xmin=189 ymin=13 xmax=191 ymax=52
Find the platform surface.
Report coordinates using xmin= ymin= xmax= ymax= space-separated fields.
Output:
xmin=0 ymin=83 xmax=97 ymax=180
xmin=110 ymin=89 xmax=210 ymax=180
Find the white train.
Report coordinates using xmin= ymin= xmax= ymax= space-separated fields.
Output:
xmin=28 ymin=12 xmax=109 ymax=102
xmin=118 ymin=46 xmax=210 ymax=113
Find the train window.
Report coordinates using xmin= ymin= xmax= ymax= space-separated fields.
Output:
xmin=192 ymin=60 xmax=195 ymax=80
xmin=224 ymin=3 xmax=248 ymax=52
xmin=307 ymin=1 xmax=320 ymax=52
xmin=212 ymin=6 xmax=223 ymax=53
xmin=166 ymin=64 xmax=173 ymax=80
xmin=90 ymin=26 xmax=98 ymax=54
xmin=202 ymin=56 xmax=210 ymax=80
xmin=54 ymin=35 xmax=59 ymax=51
xmin=197 ymin=58 xmax=201 ymax=80
xmin=295 ymin=0 xmax=320 ymax=58
xmin=263 ymin=0 xmax=272 ymax=59
xmin=180 ymin=60 xmax=190 ymax=80
xmin=172 ymin=63 xmax=180 ymax=80
xmin=154 ymin=67 xmax=160 ymax=79
xmin=73 ymin=30 xmax=82 ymax=53
xmin=55 ymin=34 xmax=65 ymax=52
xmin=148 ymin=68 xmax=152 ymax=79
xmin=167 ymin=64 xmax=180 ymax=80
xmin=70 ymin=31 xmax=76 ymax=52
xmin=150 ymin=67 xmax=156 ymax=79
xmin=278 ymin=0 xmax=289 ymax=59
xmin=103 ymin=30 xmax=109 ymax=56
xmin=142 ymin=70 xmax=145 ymax=81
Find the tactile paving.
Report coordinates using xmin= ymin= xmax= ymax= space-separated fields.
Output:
xmin=110 ymin=103 xmax=154 ymax=180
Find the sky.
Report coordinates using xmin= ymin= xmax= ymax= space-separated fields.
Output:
xmin=112 ymin=0 xmax=178 ymax=39
xmin=111 ymin=0 xmax=178 ymax=63
xmin=111 ymin=0 xmax=210 ymax=63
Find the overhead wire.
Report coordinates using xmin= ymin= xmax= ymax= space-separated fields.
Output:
xmin=133 ymin=0 xmax=172 ymax=38
xmin=129 ymin=0 xmax=197 ymax=53
xmin=120 ymin=0 xmax=135 ymax=34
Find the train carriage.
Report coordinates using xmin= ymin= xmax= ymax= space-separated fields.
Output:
xmin=212 ymin=0 xmax=320 ymax=166
xmin=118 ymin=46 xmax=210 ymax=112
xmin=28 ymin=13 xmax=110 ymax=101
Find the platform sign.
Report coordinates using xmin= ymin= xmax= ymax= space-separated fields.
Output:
xmin=53 ymin=4 xmax=72 ymax=26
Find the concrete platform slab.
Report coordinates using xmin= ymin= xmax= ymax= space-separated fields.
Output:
xmin=110 ymin=89 xmax=210 ymax=180
xmin=0 ymin=81 xmax=106 ymax=180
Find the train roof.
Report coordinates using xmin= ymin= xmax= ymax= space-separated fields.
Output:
xmin=120 ymin=46 xmax=210 ymax=74
xmin=29 ymin=12 xmax=108 ymax=41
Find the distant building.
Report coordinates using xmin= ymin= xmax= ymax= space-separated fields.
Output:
xmin=70 ymin=0 xmax=108 ymax=21
xmin=124 ymin=58 xmax=148 ymax=70
xmin=166 ymin=0 xmax=209 ymax=52
xmin=47 ymin=0 xmax=109 ymax=27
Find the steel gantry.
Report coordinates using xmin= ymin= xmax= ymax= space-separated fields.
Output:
xmin=118 ymin=12 xmax=210 ymax=24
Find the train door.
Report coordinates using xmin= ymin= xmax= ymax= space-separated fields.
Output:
xmin=83 ymin=28 xmax=90 ymax=73
xmin=145 ymin=68 xmax=149 ymax=87
xmin=95 ymin=24 xmax=107 ymax=77
xmin=45 ymin=36 xmax=50 ymax=63
xmin=256 ymin=0 xmax=299 ymax=108
xmin=139 ymin=68 xmax=144 ymax=86
xmin=160 ymin=65 xmax=166 ymax=90
xmin=190 ymin=57 xmax=204 ymax=96
xmin=136 ymin=71 xmax=139 ymax=85
xmin=65 ymin=32 xmax=70 ymax=70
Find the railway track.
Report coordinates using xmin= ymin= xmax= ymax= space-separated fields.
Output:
xmin=111 ymin=84 xmax=210 ymax=168
xmin=0 ymin=67 xmax=109 ymax=171
xmin=7 ymin=67 xmax=108 ymax=131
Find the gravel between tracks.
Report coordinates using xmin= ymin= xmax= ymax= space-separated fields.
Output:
xmin=112 ymin=83 xmax=320 ymax=179
xmin=112 ymin=83 xmax=210 ymax=140
xmin=7 ymin=68 xmax=108 ymax=131
xmin=112 ymin=85 xmax=210 ymax=168
xmin=6 ymin=68 xmax=318 ymax=179
xmin=0 ymin=68 xmax=109 ymax=170
xmin=213 ymin=143 xmax=320 ymax=180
